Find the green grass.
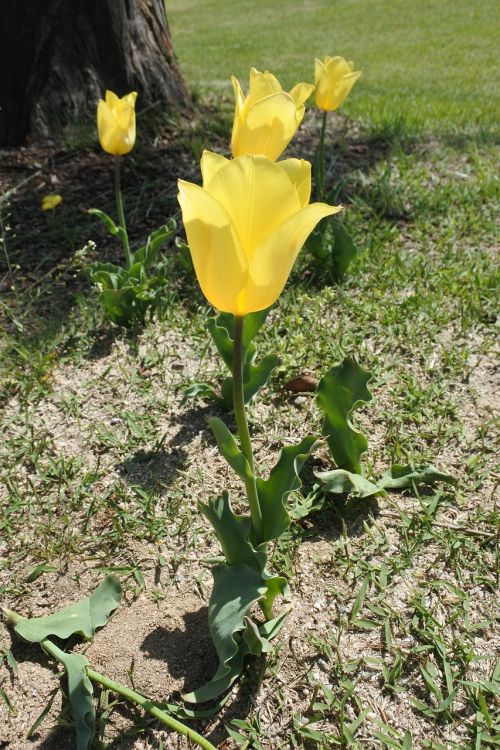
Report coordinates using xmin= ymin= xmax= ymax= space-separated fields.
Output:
xmin=166 ymin=0 xmax=499 ymax=135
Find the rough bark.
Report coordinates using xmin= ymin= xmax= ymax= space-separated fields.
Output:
xmin=0 ymin=0 xmax=190 ymax=146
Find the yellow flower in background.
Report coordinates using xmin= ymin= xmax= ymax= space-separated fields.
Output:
xmin=231 ymin=68 xmax=314 ymax=161
xmin=314 ymin=56 xmax=361 ymax=111
xmin=41 ymin=194 xmax=63 ymax=211
xmin=97 ymin=90 xmax=137 ymax=155
xmin=177 ymin=151 xmax=341 ymax=315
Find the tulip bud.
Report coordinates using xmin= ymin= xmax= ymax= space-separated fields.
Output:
xmin=97 ymin=90 xmax=137 ymax=156
xmin=314 ymin=57 xmax=361 ymax=112
xmin=231 ymin=68 xmax=314 ymax=161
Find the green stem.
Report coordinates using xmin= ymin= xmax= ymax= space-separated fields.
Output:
xmin=114 ymin=155 xmax=132 ymax=269
xmin=233 ymin=315 xmax=264 ymax=544
xmin=318 ymin=109 xmax=328 ymax=201
xmin=3 ymin=609 xmax=217 ymax=750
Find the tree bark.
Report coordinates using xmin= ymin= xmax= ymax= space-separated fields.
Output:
xmin=0 ymin=0 xmax=190 ymax=146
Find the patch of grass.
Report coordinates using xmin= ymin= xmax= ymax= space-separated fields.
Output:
xmin=166 ymin=0 xmax=499 ymax=136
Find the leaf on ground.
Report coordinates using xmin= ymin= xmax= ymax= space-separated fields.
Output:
xmin=183 ymin=563 xmax=267 ymax=703
xmin=316 ymin=357 xmax=373 ymax=474
xmin=379 ymin=464 xmax=457 ymax=489
xmin=256 ymin=435 xmax=319 ymax=542
xmin=15 ymin=575 xmax=121 ymax=643
xmin=51 ymin=644 xmax=95 ymax=750
xmin=317 ymin=468 xmax=384 ymax=498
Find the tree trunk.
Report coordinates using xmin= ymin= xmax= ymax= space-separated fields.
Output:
xmin=0 ymin=0 xmax=190 ymax=146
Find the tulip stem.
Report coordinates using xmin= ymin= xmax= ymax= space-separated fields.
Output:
xmin=233 ymin=315 xmax=264 ymax=545
xmin=318 ymin=110 xmax=328 ymax=201
xmin=3 ymin=608 xmax=217 ymax=750
xmin=114 ymin=155 xmax=132 ymax=269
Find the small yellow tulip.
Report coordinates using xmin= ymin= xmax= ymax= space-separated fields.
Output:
xmin=41 ymin=194 xmax=62 ymax=211
xmin=97 ymin=90 xmax=137 ymax=155
xmin=314 ymin=56 xmax=361 ymax=111
xmin=177 ymin=151 xmax=341 ymax=315
xmin=231 ymin=68 xmax=315 ymax=161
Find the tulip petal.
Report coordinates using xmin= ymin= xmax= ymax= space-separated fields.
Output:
xmin=232 ymin=92 xmax=298 ymax=160
xmin=289 ymin=82 xmax=315 ymax=108
xmin=248 ymin=68 xmax=282 ymax=103
xmin=278 ymin=159 xmax=311 ymax=207
xmin=241 ymin=202 xmax=342 ymax=313
xmin=105 ymin=90 xmax=121 ymax=108
xmin=201 ymin=150 xmax=229 ymax=188
xmin=177 ymin=180 xmax=248 ymax=314
xmin=206 ymin=155 xmax=302 ymax=257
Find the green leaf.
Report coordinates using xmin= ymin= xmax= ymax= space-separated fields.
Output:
xmin=25 ymin=563 xmax=58 ymax=583
xmin=15 ymin=576 xmax=121 ymax=643
xmin=220 ymin=354 xmax=280 ymax=409
xmin=183 ymin=563 xmax=267 ymax=703
xmin=51 ymin=645 xmax=95 ymax=750
xmin=256 ymin=436 xmax=319 ymax=542
xmin=331 ymin=220 xmax=359 ymax=280
xmin=317 ymin=468 xmax=383 ymax=498
xmin=306 ymin=216 xmax=330 ymax=260
xmin=134 ymin=220 xmax=176 ymax=268
xmin=316 ymin=357 xmax=373 ymax=474
xmin=207 ymin=418 xmax=253 ymax=484
xmin=200 ymin=492 xmax=266 ymax=572
xmin=207 ymin=310 xmax=278 ymax=408
xmin=181 ymin=382 xmax=219 ymax=404
xmin=379 ymin=464 xmax=457 ymax=489
xmin=88 ymin=208 xmax=126 ymax=244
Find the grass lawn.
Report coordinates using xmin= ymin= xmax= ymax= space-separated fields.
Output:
xmin=166 ymin=0 xmax=500 ymax=135
xmin=0 ymin=1 xmax=499 ymax=748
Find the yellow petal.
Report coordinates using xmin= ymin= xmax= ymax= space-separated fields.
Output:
xmin=205 ymin=155 xmax=302 ymax=258
xmin=278 ymin=159 xmax=311 ymax=207
xmin=200 ymin=150 xmax=229 ymax=188
xmin=41 ymin=194 xmax=62 ymax=211
xmin=232 ymin=91 xmax=298 ymax=160
xmin=289 ymin=82 xmax=315 ymax=108
xmin=105 ymin=90 xmax=120 ymax=107
xmin=177 ymin=180 xmax=248 ymax=314
xmin=248 ymin=67 xmax=282 ymax=103
xmin=242 ymin=202 xmax=342 ymax=313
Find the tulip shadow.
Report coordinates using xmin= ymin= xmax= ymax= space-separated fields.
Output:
xmin=116 ymin=404 xmax=215 ymax=490
xmin=140 ymin=606 xmax=264 ymax=746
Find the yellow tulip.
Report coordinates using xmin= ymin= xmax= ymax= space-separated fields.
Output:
xmin=231 ymin=68 xmax=315 ymax=161
xmin=177 ymin=151 xmax=341 ymax=315
xmin=41 ymin=194 xmax=62 ymax=211
xmin=314 ymin=56 xmax=361 ymax=111
xmin=97 ymin=90 xmax=137 ymax=155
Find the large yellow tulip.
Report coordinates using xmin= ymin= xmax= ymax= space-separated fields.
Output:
xmin=177 ymin=151 xmax=341 ymax=315
xmin=231 ymin=68 xmax=314 ymax=161
xmin=314 ymin=57 xmax=361 ymax=111
xmin=97 ymin=90 xmax=137 ymax=155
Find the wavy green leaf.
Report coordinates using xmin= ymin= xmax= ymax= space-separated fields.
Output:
xmin=317 ymin=469 xmax=384 ymax=498
xmin=220 ymin=354 xmax=280 ymax=409
xmin=88 ymin=208 xmax=123 ymax=239
xmin=331 ymin=220 xmax=359 ymax=280
xmin=183 ymin=563 xmax=267 ymax=703
xmin=50 ymin=645 xmax=94 ymax=750
xmin=256 ymin=435 xmax=319 ymax=542
xmin=199 ymin=492 xmax=266 ymax=572
xmin=207 ymin=309 xmax=278 ymax=407
xmin=134 ymin=220 xmax=176 ymax=268
xmin=316 ymin=357 xmax=373 ymax=474
xmin=379 ymin=464 xmax=457 ymax=489
xmin=15 ymin=576 xmax=121 ymax=643
xmin=207 ymin=418 xmax=253 ymax=484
